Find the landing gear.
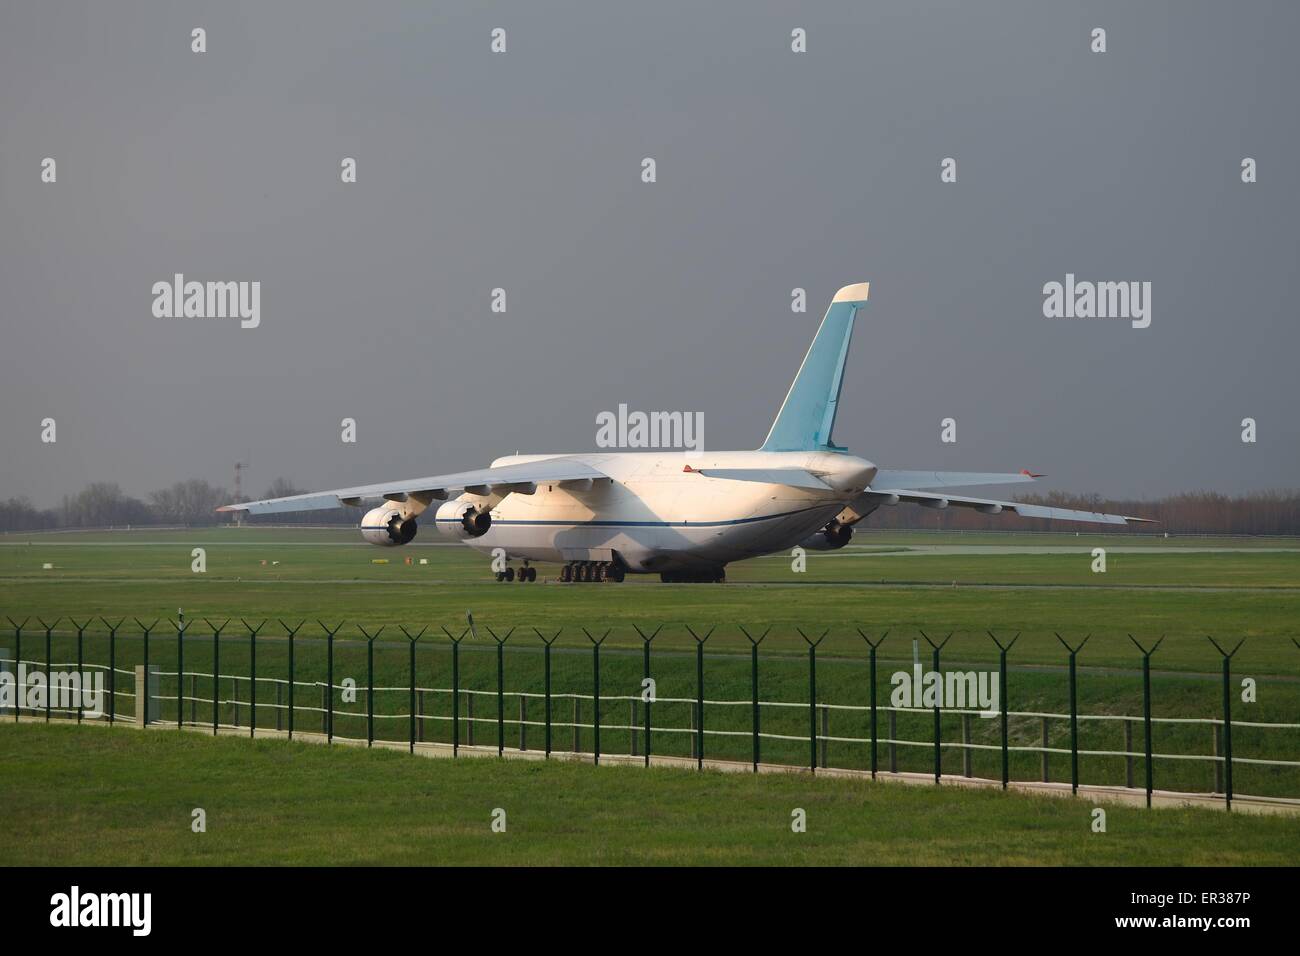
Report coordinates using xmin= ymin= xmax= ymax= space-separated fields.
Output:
xmin=560 ymin=560 xmax=624 ymax=583
xmin=495 ymin=561 xmax=536 ymax=582
xmin=660 ymin=567 xmax=725 ymax=584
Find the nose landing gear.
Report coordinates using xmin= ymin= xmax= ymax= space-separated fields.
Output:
xmin=495 ymin=561 xmax=537 ymax=582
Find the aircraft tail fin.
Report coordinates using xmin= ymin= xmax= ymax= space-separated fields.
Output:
xmin=759 ymin=282 xmax=867 ymax=452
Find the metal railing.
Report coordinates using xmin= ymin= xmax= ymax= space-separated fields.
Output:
xmin=3 ymin=617 xmax=1298 ymax=810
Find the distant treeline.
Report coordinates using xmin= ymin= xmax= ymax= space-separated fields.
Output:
xmin=0 ymin=479 xmax=354 ymax=532
xmin=2 ymin=482 xmax=1300 ymax=536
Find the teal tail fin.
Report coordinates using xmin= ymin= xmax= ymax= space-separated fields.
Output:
xmin=759 ymin=282 xmax=868 ymax=453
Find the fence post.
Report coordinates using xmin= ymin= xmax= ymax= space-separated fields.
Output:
xmin=486 ymin=626 xmax=513 ymax=758
xmin=630 ymin=699 xmax=639 ymax=756
xmin=921 ymin=631 xmax=952 ymax=783
xmin=173 ymin=614 xmax=190 ymax=729
xmin=740 ymin=627 xmax=769 ymax=772
xmin=6 ymin=618 xmax=29 ymax=721
xmin=690 ymin=701 xmax=697 ymax=760
xmin=321 ymin=684 xmax=327 ymax=734
xmin=1055 ymin=633 xmax=1090 ymax=795
xmin=358 ymin=625 xmax=384 ymax=747
xmin=888 ymin=709 xmax=897 ymax=773
xmin=134 ymin=664 xmax=159 ymax=727
xmin=798 ymin=629 xmax=827 ymax=772
xmin=962 ymin=713 xmax=972 ymax=777
xmin=399 ymin=626 xmax=426 ymax=755
xmin=1129 ymin=635 xmax=1164 ymax=808
xmin=820 ymin=706 xmax=829 ymax=768
xmin=987 ymin=631 xmax=1018 ymax=790
xmin=73 ymin=619 xmax=89 ymax=724
xmin=243 ymin=620 xmax=266 ymax=739
xmin=441 ymin=627 xmax=467 ymax=755
xmin=1213 ymin=723 xmax=1223 ymax=794
xmin=585 ymin=628 xmax=609 ymax=765
xmin=686 ymin=627 xmax=713 ymax=769
xmin=319 ymin=621 xmax=344 ymax=744
xmin=39 ymin=618 xmax=61 ymax=723
xmin=1040 ymin=716 xmax=1050 ymax=782
xmin=1125 ymin=719 xmax=1135 ymax=788
xmin=534 ymin=629 xmax=561 ymax=758
xmin=205 ymin=619 xmax=227 ymax=735
xmin=1207 ymin=637 xmax=1244 ymax=811
xmin=132 ymin=619 xmax=157 ymax=726
xmin=634 ymin=625 xmax=660 ymax=767
xmin=418 ymin=690 xmax=426 ymax=743
xmin=282 ymin=620 xmax=304 ymax=741
xmin=858 ymin=631 xmax=888 ymax=780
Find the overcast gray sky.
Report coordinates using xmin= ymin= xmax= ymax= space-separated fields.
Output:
xmin=2 ymin=1 xmax=1296 ymax=505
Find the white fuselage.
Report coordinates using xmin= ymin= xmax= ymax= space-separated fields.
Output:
xmin=438 ymin=451 xmax=877 ymax=573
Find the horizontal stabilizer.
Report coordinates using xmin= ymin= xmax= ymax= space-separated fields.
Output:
xmin=871 ymin=470 xmax=1038 ymax=491
xmin=692 ymin=468 xmax=832 ymax=491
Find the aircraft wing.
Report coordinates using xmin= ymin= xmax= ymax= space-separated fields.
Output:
xmin=858 ymin=488 xmax=1153 ymax=526
xmin=217 ymin=458 xmax=608 ymax=515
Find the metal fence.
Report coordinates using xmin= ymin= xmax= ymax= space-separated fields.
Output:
xmin=3 ymin=616 xmax=1298 ymax=810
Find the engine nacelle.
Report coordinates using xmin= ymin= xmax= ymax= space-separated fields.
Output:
xmin=798 ymin=521 xmax=852 ymax=552
xmin=361 ymin=506 xmax=417 ymax=546
xmin=434 ymin=499 xmax=492 ymax=539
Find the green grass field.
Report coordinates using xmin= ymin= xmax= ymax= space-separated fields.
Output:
xmin=2 ymin=528 xmax=1297 ymax=865
xmin=2 ymin=723 xmax=1296 ymax=866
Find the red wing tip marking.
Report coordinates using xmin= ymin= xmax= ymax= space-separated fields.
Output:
xmin=1020 ymin=469 xmax=1046 ymax=478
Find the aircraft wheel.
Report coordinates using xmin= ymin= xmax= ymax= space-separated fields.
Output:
xmin=560 ymin=565 xmax=572 ymax=583
xmin=525 ymin=566 xmax=536 ymax=582
xmin=495 ymin=571 xmax=506 ymax=582
xmin=505 ymin=567 xmax=515 ymax=582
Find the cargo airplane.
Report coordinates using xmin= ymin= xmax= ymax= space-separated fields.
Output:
xmin=219 ymin=282 xmax=1149 ymax=582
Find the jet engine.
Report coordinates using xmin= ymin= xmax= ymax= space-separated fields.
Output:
xmin=798 ymin=520 xmax=852 ymax=551
xmin=361 ymin=506 xmax=418 ymax=546
xmin=434 ymin=499 xmax=492 ymax=539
